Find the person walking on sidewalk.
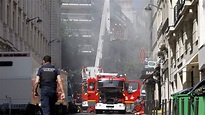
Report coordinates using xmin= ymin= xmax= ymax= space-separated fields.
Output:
xmin=33 ymin=55 xmax=65 ymax=115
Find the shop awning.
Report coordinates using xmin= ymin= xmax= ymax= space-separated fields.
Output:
xmin=139 ymin=67 xmax=155 ymax=79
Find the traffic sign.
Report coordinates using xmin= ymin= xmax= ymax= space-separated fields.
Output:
xmin=140 ymin=48 xmax=146 ymax=64
xmin=147 ymin=61 xmax=157 ymax=68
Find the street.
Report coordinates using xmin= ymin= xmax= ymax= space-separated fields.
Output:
xmin=1 ymin=0 xmax=205 ymax=115
xmin=69 ymin=113 xmax=133 ymax=115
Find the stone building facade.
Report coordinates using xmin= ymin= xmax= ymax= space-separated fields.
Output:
xmin=148 ymin=0 xmax=205 ymax=102
xmin=0 ymin=0 xmax=61 ymax=67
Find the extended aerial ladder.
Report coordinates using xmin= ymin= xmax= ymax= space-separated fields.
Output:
xmin=94 ymin=0 xmax=111 ymax=67
xmin=81 ymin=0 xmax=111 ymax=110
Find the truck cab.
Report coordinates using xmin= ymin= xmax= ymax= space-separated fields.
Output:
xmin=87 ymin=73 xmax=127 ymax=114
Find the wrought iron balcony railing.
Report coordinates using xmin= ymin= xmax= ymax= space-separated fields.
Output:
xmin=173 ymin=0 xmax=192 ymax=24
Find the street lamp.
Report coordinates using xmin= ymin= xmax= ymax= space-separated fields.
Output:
xmin=26 ymin=17 xmax=42 ymax=23
xmin=145 ymin=4 xmax=162 ymax=11
xmin=145 ymin=3 xmax=163 ymax=109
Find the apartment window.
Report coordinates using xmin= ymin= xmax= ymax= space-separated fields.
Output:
xmin=18 ymin=16 xmax=20 ymax=35
xmin=29 ymin=26 xmax=32 ymax=47
xmin=34 ymin=28 xmax=37 ymax=52
xmin=179 ymin=31 xmax=183 ymax=57
xmin=13 ymin=3 xmax=17 ymax=31
xmin=25 ymin=20 xmax=28 ymax=43
xmin=23 ymin=0 xmax=27 ymax=12
xmin=7 ymin=5 xmax=10 ymax=25
xmin=0 ymin=0 xmax=2 ymax=20
xmin=174 ymin=74 xmax=177 ymax=89
xmin=181 ymin=30 xmax=185 ymax=54
xmin=22 ymin=16 xmax=25 ymax=42
xmin=179 ymin=72 xmax=183 ymax=83
xmin=170 ymin=49 xmax=173 ymax=67
xmin=18 ymin=9 xmax=21 ymax=36
xmin=176 ymin=40 xmax=179 ymax=60
xmin=31 ymin=26 xmax=34 ymax=49
xmin=173 ymin=42 xmax=176 ymax=67
xmin=37 ymin=31 xmax=40 ymax=53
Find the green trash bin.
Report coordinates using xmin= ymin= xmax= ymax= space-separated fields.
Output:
xmin=171 ymin=79 xmax=205 ymax=115
xmin=171 ymin=87 xmax=193 ymax=115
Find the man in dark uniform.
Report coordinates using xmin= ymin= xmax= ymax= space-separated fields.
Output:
xmin=33 ymin=55 xmax=65 ymax=115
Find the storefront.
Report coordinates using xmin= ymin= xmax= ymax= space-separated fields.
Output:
xmin=140 ymin=67 xmax=155 ymax=101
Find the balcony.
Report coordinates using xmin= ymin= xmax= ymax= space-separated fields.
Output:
xmin=78 ymin=45 xmax=94 ymax=54
xmin=61 ymin=13 xmax=93 ymax=21
xmin=62 ymin=0 xmax=92 ymax=4
xmin=166 ymin=0 xmax=194 ymax=40
xmin=62 ymin=0 xmax=92 ymax=10
xmin=174 ymin=0 xmax=193 ymax=24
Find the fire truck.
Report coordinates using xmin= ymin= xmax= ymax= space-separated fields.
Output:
xmin=87 ymin=73 xmax=126 ymax=113
xmin=87 ymin=73 xmax=142 ymax=114
xmin=80 ymin=0 xmax=144 ymax=114
xmin=80 ymin=0 xmax=109 ymax=110
xmin=81 ymin=67 xmax=103 ymax=110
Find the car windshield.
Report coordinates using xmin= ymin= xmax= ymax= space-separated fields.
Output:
xmin=98 ymin=80 xmax=124 ymax=88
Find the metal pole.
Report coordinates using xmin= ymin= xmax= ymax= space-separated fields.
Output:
xmin=165 ymin=99 xmax=167 ymax=115
xmin=191 ymin=66 xmax=194 ymax=87
xmin=162 ymin=100 xmax=164 ymax=115
xmin=168 ymin=99 xmax=171 ymax=115
xmin=151 ymin=100 xmax=154 ymax=115
xmin=144 ymin=100 xmax=148 ymax=114
xmin=6 ymin=95 xmax=11 ymax=115
xmin=158 ymin=71 xmax=161 ymax=109
xmin=155 ymin=100 xmax=158 ymax=115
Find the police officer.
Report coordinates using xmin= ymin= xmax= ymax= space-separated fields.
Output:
xmin=33 ymin=55 xmax=65 ymax=115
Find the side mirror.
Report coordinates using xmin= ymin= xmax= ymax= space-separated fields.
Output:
xmin=89 ymin=85 xmax=94 ymax=90
xmin=137 ymin=96 xmax=140 ymax=99
xmin=89 ymin=82 xmax=95 ymax=90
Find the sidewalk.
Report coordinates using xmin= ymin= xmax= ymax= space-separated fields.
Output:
xmin=136 ymin=109 xmax=163 ymax=115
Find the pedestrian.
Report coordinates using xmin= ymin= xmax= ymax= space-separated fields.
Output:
xmin=33 ymin=55 xmax=65 ymax=115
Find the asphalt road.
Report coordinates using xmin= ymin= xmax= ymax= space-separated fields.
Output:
xmin=69 ymin=113 xmax=132 ymax=115
xmin=68 ymin=111 xmax=133 ymax=115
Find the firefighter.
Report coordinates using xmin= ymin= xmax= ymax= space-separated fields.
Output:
xmin=33 ymin=55 xmax=65 ymax=115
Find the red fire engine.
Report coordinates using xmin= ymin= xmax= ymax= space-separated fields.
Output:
xmin=87 ymin=73 xmax=126 ymax=114
xmin=81 ymin=67 xmax=103 ymax=110
xmin=79 ymin=0 xmax=144 ymax=113
xmin=87 ymin=73 xmax=144 ymax=114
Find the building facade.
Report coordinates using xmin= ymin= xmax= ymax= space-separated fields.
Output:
xmin=147 ymin=0 xmax=205 ymax=104
xmin=60 ymin=0 xmax=136 ymax=75
xmin=61 ymin=0 xmax=103 ymax=71
xmin=0 ymin=0 xmax=61 ymax=67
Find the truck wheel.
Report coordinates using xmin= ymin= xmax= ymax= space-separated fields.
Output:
xmin=24 ymin=104 xmax=42 ymax=115
xmin=96 ymin=110 xmax=103 ymax=114
xmin=119 ymin=110 xmax=126 ymax=114
xmin=57 ymin=104 xmax=63 ymax=115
